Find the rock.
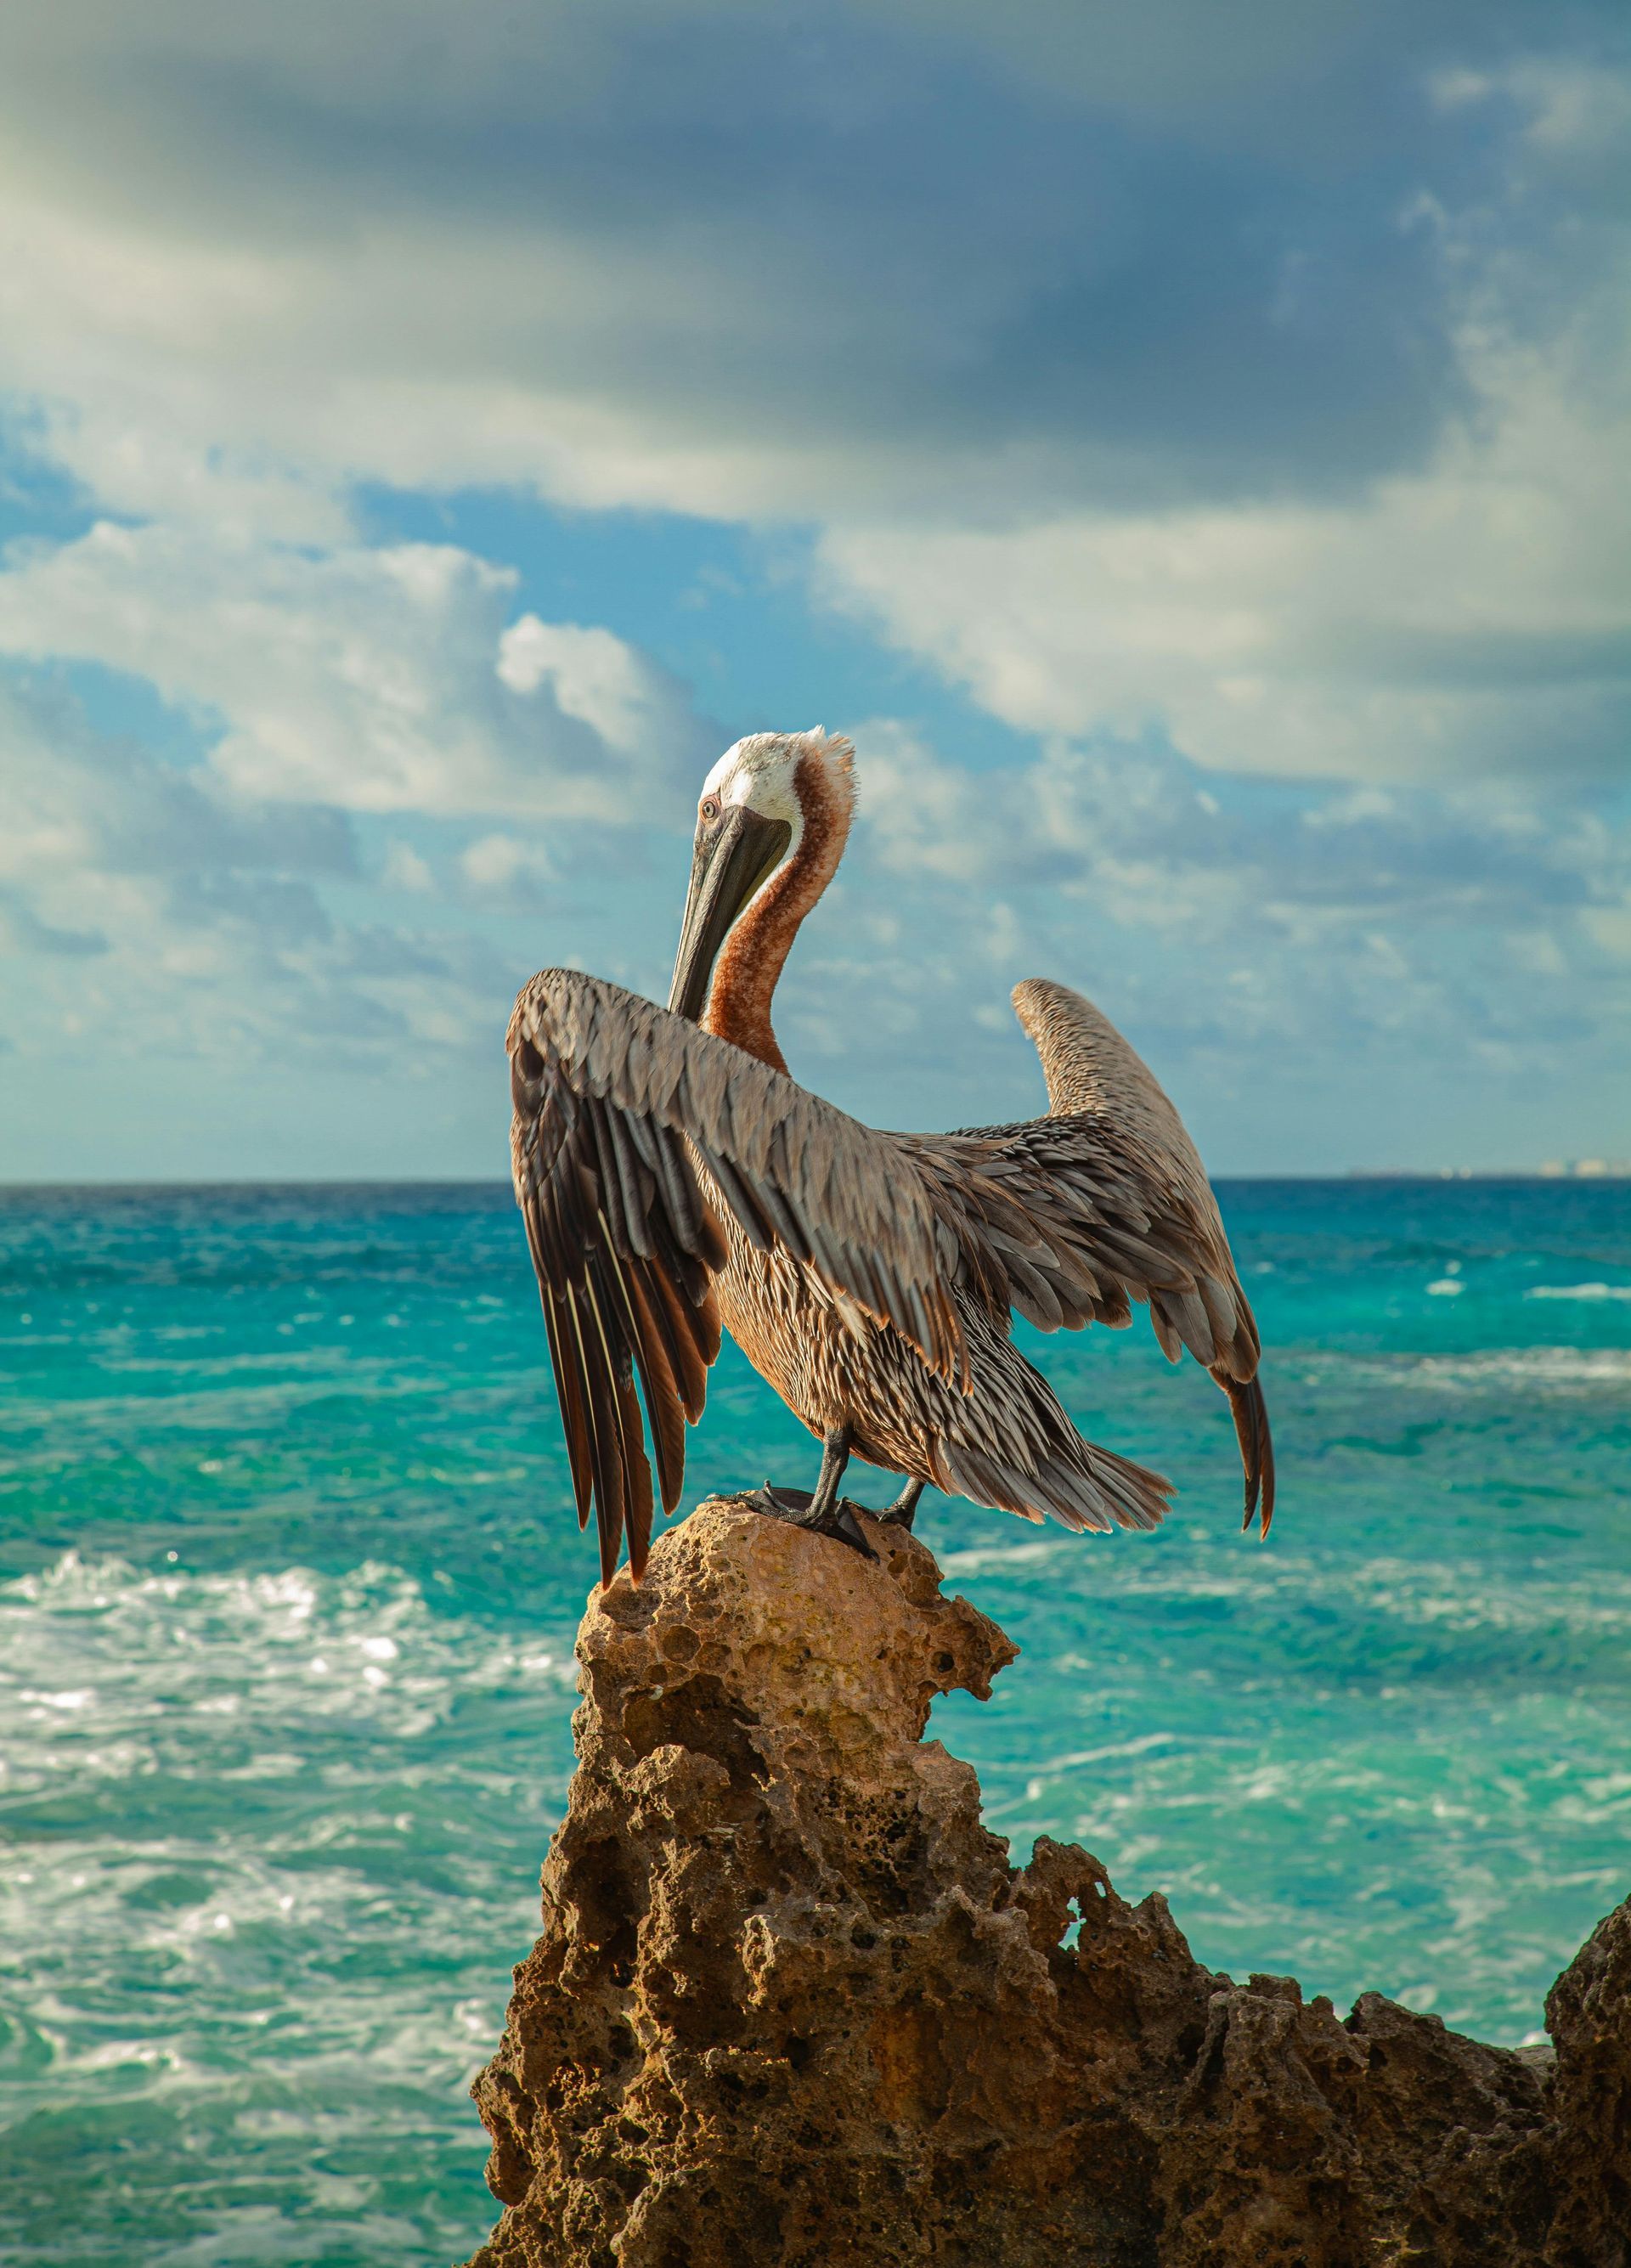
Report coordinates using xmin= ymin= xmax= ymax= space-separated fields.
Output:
xmin=465 ymin=1499 xmax=1629 ymax=2268
xmin=1545 ymin=1900 xmax=1631 ymax=2267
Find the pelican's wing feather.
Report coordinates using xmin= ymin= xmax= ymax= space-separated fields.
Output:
xmin=508 ymin=968 xmax=966 ymax=1581
xmin=903 ymin=978 xmax=1274 ymax=1532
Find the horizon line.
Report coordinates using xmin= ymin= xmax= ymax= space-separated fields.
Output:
xmin=3 ymin=1171 xmax=1626 ymax=1193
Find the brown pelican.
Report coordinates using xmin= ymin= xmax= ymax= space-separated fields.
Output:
xmin=508 ymin=729 xmax=1273 ymax=1584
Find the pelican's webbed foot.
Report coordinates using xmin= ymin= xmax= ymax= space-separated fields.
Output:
xmin=879 ymin=1478 xmax=924 ymax=1532
xmin=741 ymin=1425 xmax=878 ymax=1561
xmin=743 ymin=1484 xmax=878 ymax=1561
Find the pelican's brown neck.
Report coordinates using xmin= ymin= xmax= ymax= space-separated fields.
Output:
xmin=704 ymin=753 xmax=850 ymax=1075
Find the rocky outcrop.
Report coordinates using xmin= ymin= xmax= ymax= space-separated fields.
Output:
xmin=465 ymin=1499 xmax=1629 ymax=2268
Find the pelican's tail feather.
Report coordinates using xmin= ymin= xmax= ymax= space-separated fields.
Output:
xmin=934 ymin=1429 xmax=1172 ymax=1538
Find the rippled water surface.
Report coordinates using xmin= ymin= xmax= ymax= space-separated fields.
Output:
xmin=2 ymin=1180 xmax=1628 ymax=2265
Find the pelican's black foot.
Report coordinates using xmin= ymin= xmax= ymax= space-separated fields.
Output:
xmin=879 ymin=1478 xmax=925 ymax=1532
xmin=742 ymin=1485 xmax=878 ymax=1562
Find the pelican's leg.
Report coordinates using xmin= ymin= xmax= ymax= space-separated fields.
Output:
xmin=742 ymin=1425 xmax=878 ymax=1560
xmin=879 ymin=1478 xmax=924 ymax=1532
xmin=806 ymin=1426 xmax=854 ymax=1523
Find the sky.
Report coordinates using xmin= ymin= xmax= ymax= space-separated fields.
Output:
xmin=1 ymin=0 xmax=1628 ymax=1179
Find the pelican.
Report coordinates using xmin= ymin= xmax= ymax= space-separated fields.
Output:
xmin=508 ymin=729 xmax=1273 ymax=1584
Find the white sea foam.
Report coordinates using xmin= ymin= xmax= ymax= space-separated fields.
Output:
xmin=1526 ymin=1283 xmax=1631 ymax=1301
xmin=1353 ymin=1346 xmax=1631 ymax=1392
xmin=0 ymin=1551 xmax=579 ymax=1797
xmin=0 ymin=1545 xmax=577 ymax=2226
xmin=936 ymin=1539 xmax=1063 ymax=1575
xmin=1339 ymin=1553 xmax=1631 ymax=1638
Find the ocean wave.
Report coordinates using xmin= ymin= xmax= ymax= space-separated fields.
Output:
xmin=1526 ymin=1283 xmax=1631 ymax=1302
xmin=1348 ymin=1347 xmax=1631 ymax=1392
xmin=1352 ymin=1559 xmax=1631 ymax=1639
xmin=936 ymin=1540 xmax=1064 ymax=1576
xmin=0 ymin=1551 xmax=580 ymax=1803
xmin=0 ymin=1549 xmax=577 ymax=2222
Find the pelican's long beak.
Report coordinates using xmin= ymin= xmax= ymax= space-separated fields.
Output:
xmin=668 ymin=805 xmax=792 ymax=1020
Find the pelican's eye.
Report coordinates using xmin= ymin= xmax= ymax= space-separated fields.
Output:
xmin=699 ymin=794 xmax=722 ymax=827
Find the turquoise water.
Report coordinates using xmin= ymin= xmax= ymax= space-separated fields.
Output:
xmin=1 ymin=1179 xmax=1628 ymax=2265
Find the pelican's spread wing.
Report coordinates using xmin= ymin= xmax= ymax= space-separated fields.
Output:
xmin=905 ymin=978 xmax=1274 ymax=1533
xmin=508 ymin=969 xmax=964 ymax=1582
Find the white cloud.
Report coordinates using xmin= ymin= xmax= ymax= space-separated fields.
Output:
xmin=495 ymin=618 xmax=696 ymax=768
xmin=0 ymin=504 xmax=713 ymax=1123
xmin=864 ymin=714 xmax=1627 ymax=915
xmin=819 ymin=330 xmax=1631 ymax=786
xmin=1583 ymin=898 xmax=1631 ymax=960
xmin=798 ymin=48 xmax=1631 ymax=790
xmin=1434 ymin=54 xmax=1631 ymax=170
xmin=0 ymin=677 xmax=501 ymax=1069
xmin=459 ymin=832 xmax=554 ymax=897
xmin=829 ymin=715 xmax=1631 ymax=1117
xmin=380 ymin=839 xmax=434 ymax=892
xmin=0 ymin=521 xmax=708 ymax=822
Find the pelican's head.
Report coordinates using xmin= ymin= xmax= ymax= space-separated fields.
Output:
xmin=669 ymin=729 xmax=855 ymax=1020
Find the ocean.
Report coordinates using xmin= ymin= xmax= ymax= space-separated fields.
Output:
xmin=1 ymin=1179 xmax=1628 ymax=2266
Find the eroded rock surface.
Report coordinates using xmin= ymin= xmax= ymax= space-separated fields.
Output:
xmin=466 ymin=1500 xmax=1629 ymax=2267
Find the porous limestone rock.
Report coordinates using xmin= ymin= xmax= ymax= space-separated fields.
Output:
xmin=465 ymin=1498 xmax=1629 ymax=2268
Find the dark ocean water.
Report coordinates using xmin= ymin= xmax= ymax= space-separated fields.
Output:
xmin=1 ymin=1179 xmax=1628 ymax=2265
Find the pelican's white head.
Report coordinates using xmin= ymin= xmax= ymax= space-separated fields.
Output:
xmin=669 ymin=728 xmax=856 ymax=1021
xmin=698 ymin=727 xmax=856 ymax=849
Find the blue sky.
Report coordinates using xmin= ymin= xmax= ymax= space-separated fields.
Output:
xmin=0 ymin=1 xmax=1627 ymax=1178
